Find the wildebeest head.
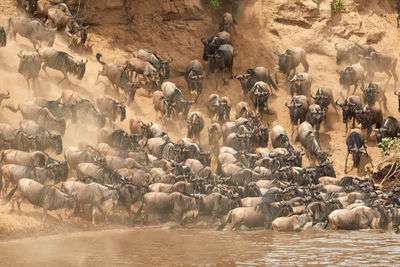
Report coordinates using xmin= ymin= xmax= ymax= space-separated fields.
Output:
xmin=285 ymin=98 xmax=303 ymax=124
xmin=357 ymin=106 xmax=372 ymax=129
xmin=201 ymin=36 xmax=217 ymax=61
xmin=374 ymin=128 xmax=387 ymax=144
xmin=75 ymin=59 xmax=88 ymax=80
xmin=208 ymin=124 xmax=219 ymax=145
xmin=234 ymin=71 xmax=255 ymax=94
xmin=199 ymin=151 xmax=211 ymax=167
xmin=209 ymin=50 xmax=224 ymax=74
xmin=336 ymin=98 xmax=356 ymax=123
xmin=308 ymin=105 xmax=325 ymax=131
xmin=50 ymin=133 xmax=63 ymax=155
xmin=0 ymin=26 xmax=6 ymax=47
xmin=188 ymin=70 xmax=205 ymax=95
xmin=361 ymin=83 xmax=378 ymax=106
xmin=311 ymin=88 xmax=329 ymax=108
xmin=187 ymin=113 xmax=201 ymax=138
xmin=175 ymin=99 xmax=195 ymax=120
xmin=339 ymin=66 xmax=355 ymax=87
xmin=17 ymin=50 xmax=41 ymax=78
xmin=349 ymin=146 xmax=363 ymax=167
xmin=274 ymin=50 xmax=293 ymax=74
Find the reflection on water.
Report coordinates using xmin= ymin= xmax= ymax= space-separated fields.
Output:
xmin=0 ymin=228 xmax=399 ymax=266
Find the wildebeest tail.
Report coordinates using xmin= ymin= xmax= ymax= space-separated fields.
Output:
xmin=3 ymin=183 xmax=17 ymax=205
xmin=267 ymin=73 xmax=278 ymax=91
xmin=131 ymin=193 xmax=144 ymax=224
xmin=3 ymin=104 xmax=19 ymax=113
xmin=383 ymin=93 xmax=388 ymax=111
xmin=216 ymin=210 xmax=232 ymax=231
xmin=96 ymin=53 xmax=106 ymax=65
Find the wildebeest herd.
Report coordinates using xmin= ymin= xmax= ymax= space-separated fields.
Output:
xmin=0 ymin=2 xmax=399 ymax=233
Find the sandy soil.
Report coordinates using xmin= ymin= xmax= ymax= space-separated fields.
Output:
xmin=0 ymin=0 xmax=399 ymax=239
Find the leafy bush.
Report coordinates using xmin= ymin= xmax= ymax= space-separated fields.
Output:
xmin=333 ymin=0 xmax=345 ymax=13
xmin=206 ymin=0 xmax=220 ymax=10
xmin=379 ymin=134 xmax=400 ymax=156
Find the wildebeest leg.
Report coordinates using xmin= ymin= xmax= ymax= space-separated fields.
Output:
xmin=97 ymin=205 xmax=108 ymax=224
xmin=383 ymin=71 xmax=393 ymax=90
xmin=91 ymin=205 xmax=96 ymax=225
xmin=42 ymin=208 xmax=47 ymax=227
xmin=42 ymin=64 xmax=50 ymax=77
xmin=344 ymin=151 xmax=350 ymax=173
xmin=351 ymin=82 xmax=358 ymax=95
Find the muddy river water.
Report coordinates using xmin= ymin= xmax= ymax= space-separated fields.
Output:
xmin=0 ymin=228 xmax=399 ymax=266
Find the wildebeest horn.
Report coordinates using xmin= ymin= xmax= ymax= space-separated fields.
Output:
xmin=335 ymin=99 xmax=342 ymax=106
xmin=200 ymin=38 xmax=207 ymax=45
xmin=274 ymin=51 xmax=280 ymax=56
xmin=285 ymin=102 xmax=292 ymax=108
xmin=395 ymin=90 xmax=400 ymax=96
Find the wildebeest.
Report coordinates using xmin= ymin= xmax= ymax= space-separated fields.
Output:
xmin=235 ymin=101 xmax=253 ymax=119
xmin=0 ymin=91 xmax=10 ymax=107
xmin=201 ymin=31 xmax=232 ymax=61
xmin=207 ymin=94 xmax=220 ymax=121
xmin=0 ymin=122 xmax=37 ymax=152
xmin=274 ymin=47 xmax=309 ymax=79
xmin=360 ymin=83 xmax=387 ymax=111
xmin=0 ymin=26 xmax=6 ymax=47
xmin=234 ymin=66 xmax=278 ymax=95
xmin=4 ymin=178 xmax=78 ymax=225
xmin=182 ymin=60 xmax=205 ymax=98
xmin=187 ymin=112 xmax=204 ymax=143
xmin=64 ymin=146 xmax=98 ymax=174
xmin=71 ymin=99 xmax=106 ymax=128
xmin=96 ymin=95 xmax=126 ymax=127
xmin=338 ymin=63 xmax=365 ymax=96
xmin=345 ymin=129 xmax=367 ymax=173
xmin=7 ymin=17 xmax=55 ymax=48
xmin=153 ymin=91 xmax=173 ymax=124
xmin=359 ymin=51 xmax=399 ymax=90
xmin=335 ymin=43 xmax=374 ymax=65
xmin=136 ymin=192 xmax=200 ymax=225
xmin=306 ymin=104 xmax=326 ymax=133
xmin=219 ymin=12 xmax=236 ymax=33
xmin=226 ymin=133 xmax=250 ymax=153
xmin=39 ymin=47 xmax=88 ymax=84
xmin=33 ymin=97 xmax=70 ymax=120
xmin=270 ymin=125 xmax=303 ymax=167
xmin=288 ymin=73 xmax=312 ymax=97
xmin=0 ymin=149 xmax=47 ymax=167
xmin=77 ymin=162 xmax=122 ymax=184
xmin=311 ymin=87 xmax=337 ymax=113
xmin=147 ymin=137 xmax=184 ymax=162
xmin=208 ymin=123 xmax=222 ymax=156
xmin=161 ymin=81 xmax=194 ymax=120
xmin=357 ymin=105 xmax=383 ymax=139
xmin=61 ymin=181 xmax=117 ymax=225
xmin=298 ymin=122 xmax=329 ymax=164
xmin=209 ymin=44 xmax=234 ymax=90
xmin=17 ymin=50 xmax=42 ymax=96
xmin=125 ymin=57 xmax=159 ymax=93
xmin=374 ymin=116 xmax=400 ymax=144
xmin=4 ymin=103 xmax=66 ymax=135
xmin=285 ymin=95 xmax=309 ymax=140
xmin=250 ymin=81 xmax=271 ymax=116
xmin=57 ymin=89 xmax=83 ymax=105
xmin=272 ymin=214 xmax=312 ymax=232
xmin=199 ymin=192 xmax=238 ymax=219
xmin=336 ymin=95 xmax=363 ymax=131
xmin=20 ymin=120 xmax=62 ymax=154
xmin=328 ymin=205 xmax=380 ymax=230
xmin=98 ymin=128 xmax=141 ymax=151
xmin=96 ymin=53 xmax=140 ymax=102
xmin=135 ymin=48 xmax=172 ymax=83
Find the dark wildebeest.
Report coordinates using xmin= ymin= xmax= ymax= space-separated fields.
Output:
xmin=38 ymin=47 xmax=88 ymax=84
xmin=96 ymin=53 xmax=140 ymax=102
xmin=336 ymin=95 xmax=363 ymax=131
xmin=271 ymin=125 xmax=302 ymax=167
xmin=96 ymin=95 xmax=127 ymax=127
xmin=306 ymin=104 xmax=326 ymax=133
xmin=6 ymin=17 xmax=55 ymax=48
xmin=359 ymin=51 xmax=399 ymax=90
xmin=147 ymin=137 xmax=184 ymax=162
xmin=161 ymin=81 xmax=194 ymax=120
xmin=17 ymin=50 xmax=42 ymax=96
xmin=33 ymin=97 xmax=70 ymax=120
xmin=207 ymin=94 xmax=220 ymax=121
xmin=298 ymin=121 xmax=329 ymax=164
xmin=357 ymin=105 xmax=383 ymax=139
xmin=182 ymin=60 xmax=205 ymax=98
xmin=219 ymin=12 xmax=236 ymax=33
xmin=345 ymin=128 xmax=367 ymax=173
xmin=98 ymin=128 xmax=141 ymax=151
xmin=201 ymin=31 xmax=232 ymax=61
xmin=234 ymin=66 xmax=278 ymax=95
xmin=274 ymin=47 xmax=309 ymax=80
xmin=0 ymin=26 xmax=6 ymax=47
xmin=218 ymin=96 xmax=231 ymax=122
xmin=209 ymin=44 xmax=234 ymax=90
xmin=250 ymin=81 xmax=271 ymax=116
xmin=285 ymin=95 xmax=309 ymax=141
xmin=187 ymin=112 xmax=204 ymax=144
xmin=338 ymin=63 xmax=365 ymax=96
xmin=20 ymin=120 xmax=63 ymax=155
xmin=0 ymin=91 xmax=10 ymax=107
xmin=71 ymin=99 xmax=107 ymax=128
xmin=288 ymin=73 xmax=312 ymax=97
xmin=208 ymin=123 xmax=222 ymax=156
xmin=374 ymin=116 xmax=400 ymax=144
xmin=335 ymin=43 xmax=374 ymax=65
xmin=360 ymin=83 xmax=387 ymax=111
xmin=311 ymin=87 xmax=337 ymax=113
xmin=4 ymin=178 xmax=78 ymax=226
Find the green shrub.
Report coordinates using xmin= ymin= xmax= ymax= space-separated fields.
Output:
xmin=333 ymin=0 xmax=345 ymax=13
xmin=206 ymin=0 xmax=220 ymax=10
xmin=379 ymin=134 xmax=400 ymax=156
xmin=312 ymin=0 xmax=320 ymax=8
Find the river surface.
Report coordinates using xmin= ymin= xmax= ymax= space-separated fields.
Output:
xmin=0 ymin=228 xmax=399 ymax=266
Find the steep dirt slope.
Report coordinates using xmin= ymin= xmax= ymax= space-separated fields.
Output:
xmin=0 ymin=0 xmax=399 ymax=235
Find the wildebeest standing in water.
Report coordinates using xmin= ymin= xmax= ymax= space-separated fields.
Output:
xmin=96 ymin=53 xmax=140 ymax=103
xmin=209 ymin=44 xmax=234 ymax=90
xmin=38 ymin=47 xmax=88 ymax=85
xmin=17 ymin=50 xmax=42 ymax=96
xmin=274 ymin=47 xmax=309 ymax=81
xmin=0 ymin=26 xmax=6 ymax=47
